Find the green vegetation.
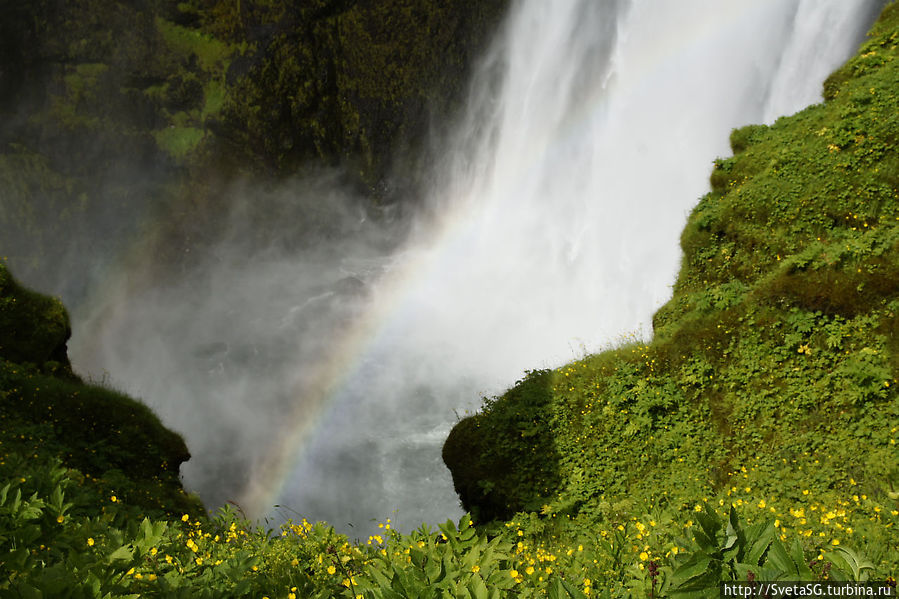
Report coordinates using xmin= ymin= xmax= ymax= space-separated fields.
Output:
xmin=3 ymin=1 xmax=899 ymax=597
xmin=444 ymin=0 xmax=899 ymax=590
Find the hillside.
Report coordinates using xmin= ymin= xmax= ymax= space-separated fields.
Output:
xmin=2 ymin=3 xmax=898 ymax=598
xmin=445 ymin=0 xmax=899 ymax=576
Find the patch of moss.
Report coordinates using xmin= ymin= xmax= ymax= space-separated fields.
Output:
xmin=0 ymin=263 xmax=70 ymax=368
xmin=153 ymin=125 xmax=206 ymax=159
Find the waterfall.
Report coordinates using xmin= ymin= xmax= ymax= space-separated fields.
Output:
xmin=70 ymin=0 xmax=883 ymax=534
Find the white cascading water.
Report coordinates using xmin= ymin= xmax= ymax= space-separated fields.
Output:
xmin=71 ymin=0 xmax=883 ymax=534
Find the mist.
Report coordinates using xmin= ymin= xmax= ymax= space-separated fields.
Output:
xmin=2 ymin=0 xmax=884 ymax=536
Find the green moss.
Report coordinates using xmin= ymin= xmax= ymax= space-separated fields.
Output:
xmin=155 ymin=16 xmax=231 ymax=73
xmin=0 ymin=263 xmax=70 ymax=368
xmin=201 ymin=79 xmax=226 ymax=119
xmin=153 ymin=125 xmax=205 ymax=159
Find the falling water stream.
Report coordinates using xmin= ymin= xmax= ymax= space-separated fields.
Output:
xmin=68 ymin=0 xmax=884 ymax=534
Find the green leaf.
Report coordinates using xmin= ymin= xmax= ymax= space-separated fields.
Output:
xmin=469 ymin=574 xmax=489 ymax=599
xmin=788 ymin=538 xmax=814 ymax=580
xmin=107 ymin=545 xmax=133 ymax=563
xmin=826 ymin=547 xmax=875 ymax=581
xmin=548 ymin=579 xmax=565 ymax=599
xmin=744 ymin=521 xmax=775 ymax=566
xmin=765 ymin=538 xmax=795 ymax=576
xmin=695 ymin=507 xmax=722 ymax=552
xmin=671 ymin=553 xmax=713 ymax=587
xmin=559 ymin=578 xmax=589 ymax=599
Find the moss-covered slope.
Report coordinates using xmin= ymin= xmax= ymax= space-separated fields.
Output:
xmin=0 ymin=261 xmax=200 ymax=516
xmin=444 ymin=1 xmax=899 ymax=546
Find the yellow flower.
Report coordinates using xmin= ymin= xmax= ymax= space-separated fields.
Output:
xmin=148 ymin=574 xmax=157 ymax=581
xmin=182 ymin=514 xmax=190 ymax=522
xmin=526 ymin=566 xmax=535 ymax=575
xmin=110 ymin=495 xmax=117 ymax=503
xmin=290 ymin=558 xmax=299 ymax=566
xmin=195 ymin=557 xmax=203 ymax=565
xmin=56 ymin=515 xmax=65 ymax=524
xmin=327 ymin=565 xmax=336 ymax=575
xmin=87 ymin=537 xmax=95 ymax=547
xmin=639 ymin=552 xmax=649 ymax=561
xmin=288 ymin=594 xmax=296 ymax=599
xmin=471 ymin=565 xmax=480 ymax=573
xmin=758 ymin=499 xmax=766 ymax=509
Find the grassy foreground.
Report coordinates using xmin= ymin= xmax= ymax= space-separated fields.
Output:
xmin=3 ymin=3 xmax=899 ymax=598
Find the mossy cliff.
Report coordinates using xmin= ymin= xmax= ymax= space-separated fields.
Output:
xmin=0 ymin=262 xmax=200 ymax=517
xmin=444 ymin=1 xmax=899 ymax=539
xmin=0 ymin=0 xmax=508 ymax=292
